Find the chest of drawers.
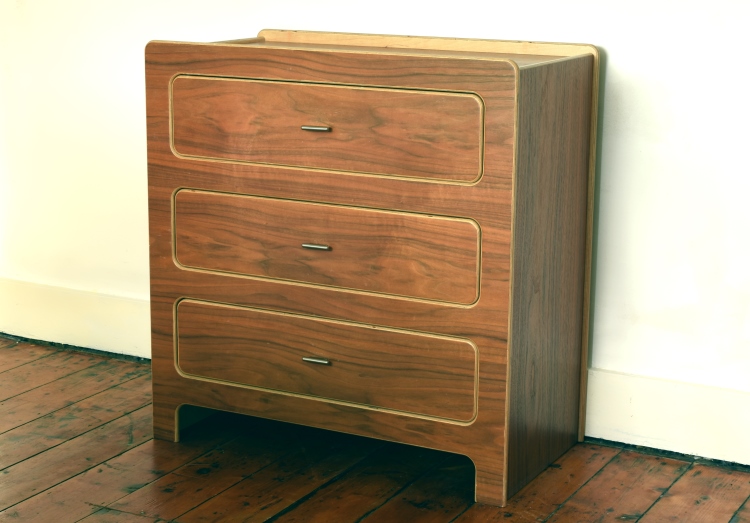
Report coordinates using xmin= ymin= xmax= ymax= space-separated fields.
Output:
xmin=145 ymin=30 xmax=599 ymax=506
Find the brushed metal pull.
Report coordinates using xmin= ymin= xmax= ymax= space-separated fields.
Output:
xmin=302 ymin=243 xmax=332 ymax=251
xmin=301 ymin=125 xmax=332 ymax=132
xmin=302 ymin=357 xmax=331 ymax=365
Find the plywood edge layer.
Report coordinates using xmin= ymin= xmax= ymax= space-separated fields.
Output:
xmin=258 ymin=29 xmax=597 ymax=59
xmin=212 ymin=36 xmax=265 ymax=45
xmin=579 ymin=46 xmax=601 ymax=441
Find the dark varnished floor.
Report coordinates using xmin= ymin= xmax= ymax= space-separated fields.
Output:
xmin=1 ymin=336 xmax=749 ymax=522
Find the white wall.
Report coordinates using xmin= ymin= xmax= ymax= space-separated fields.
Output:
xmin=1 ymin=1 xmax=749 ymax=464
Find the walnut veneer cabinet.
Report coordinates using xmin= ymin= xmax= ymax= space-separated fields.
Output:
xmin=145 ymin=29 xmax=599 ymax=506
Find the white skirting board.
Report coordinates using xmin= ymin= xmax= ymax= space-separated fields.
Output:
xmin=585 ymin=366 xmax=750 ymax=466
xmin=0 ymin=277 xmax=151 ymax=358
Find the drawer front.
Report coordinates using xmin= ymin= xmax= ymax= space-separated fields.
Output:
xmin=176 ymin=300 xmax=478 ymax=422
xmin=171 ymin=75 xmax=483 ymax=182
xmin=174 ymin=189 xmax=480 ymax=305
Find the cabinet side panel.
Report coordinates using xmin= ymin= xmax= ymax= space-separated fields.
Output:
xmin=507 ymin=55 xmax=593 ymax=497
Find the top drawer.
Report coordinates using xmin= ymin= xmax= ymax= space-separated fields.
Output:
xmin=171 ymin=75 xmax=484 ymax=183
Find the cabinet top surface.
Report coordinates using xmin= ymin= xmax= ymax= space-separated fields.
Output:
xmin=148 ymin=29 xmax=597 ymax=69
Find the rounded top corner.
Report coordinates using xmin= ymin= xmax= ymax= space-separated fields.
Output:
xmin=144 ymin=40 xmax=161 ymax=55
xmin=580 ymin=43 xmax=600 ymax=61
xmin=504 ymin=59 xmax=522 ymax=75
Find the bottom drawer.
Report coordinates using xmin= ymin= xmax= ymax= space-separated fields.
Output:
xmin=175 ymin=299 xmax=478 ymax=422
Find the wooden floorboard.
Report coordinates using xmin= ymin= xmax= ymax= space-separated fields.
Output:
xmin=732 ymin=496 xmax=750 ymax=523
xmin=0 ymin=338 xmax=19 ymax=350
xmin=0 ymin=373 xmax=152 ymax=469
xmin=360 ymin=453 xmax=475 ymax=523
xmin=1 ymin=337 xmax=748 ymax=522
xmin=0 ymin=424 xmax=242 ymax=522
xmin=0 ymin=406 xmax=153 ymax=509
xmin=0 ymin=358 xmax=148 ymax=434
xmin=545 ymin=451 xmax=690 ymax=522
xmin=266 ymin=443 xmax=444 ymax=523
xmin=79 ymin=507 xmax=162 ymax=522
xmin=639 ymin=464 xmax=750 ymax=522
xmin=0 ymin=342 xmax=57 ymax=373
xmin=454 ymin=443 xmax=621 ymax=522
xmin=175 ymin=428 xmax=382 ymax=522
xmin=109 ymin=423 xmax=326 ymax=521
xmin=0 ymin=350 xmax=106 ymax=402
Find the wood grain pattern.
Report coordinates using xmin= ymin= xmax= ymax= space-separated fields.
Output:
xmin=109 ymin=433 xmax=296 ymax=520
xmin=269 ymin=443 xmax=443 ymax=523
xmin=250 ymin=30 xmax=602 ymax=443
xmin=148 ymin=37 xmax=516 ymax=508
xmin=78 ymin=508 xmax=160 ymax=523
xmin=0 ymin=338 xmax=18 ymax=349
xmin=4 ymin=341 xmax=750 ymax=522
xmin=0 ymin=350 xmax=105 ymax=402
xmin=546 ymin=451 xmax=690 ymax=522
xmin=172 ymin=75 xmax=484 ymax=182
xmin=177 ymin=300 xmax=477 ymax=422
xmin=175 ymin=430 xmax=381 ymax=523
xmin=0 ymin=373 xmax=151 ymax=469
xmin=640 ymin=464 xmax=750 ymax=522
xmin=146 ymin=32 xmax=598 ymax=507
xmin=0 ymin=406 xmax=152 ymax=510
xmin=454 ymin=443 xmax=620 ymax=522
xmin=174 ymin=189 xmax=480 ymax=304
xmin=0 ymin=359 xmax=147 ymax=434
xmin=733 ymin=497 xmax=750 ymax=523
xmin=0 ymin=421 xmax=244 ymax=523
xmin=360 ymin=454 xmax=475 ymax=522
xmin=0 ymin=342 xmax=56 ymax=373
xmin=249 ymin=41 xmax=567 ymax=68
xmin=506 ymin=54 xmax=594 ymax=497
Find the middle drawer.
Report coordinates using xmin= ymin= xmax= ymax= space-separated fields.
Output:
xmin=174 ymin=189 xmax=480 ymax=305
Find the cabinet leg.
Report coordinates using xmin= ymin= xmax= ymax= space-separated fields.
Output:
xmin=152 ymin=402 xmax=179 ymax=442
xmin=472 ymin=455 xmax=507 ymax=507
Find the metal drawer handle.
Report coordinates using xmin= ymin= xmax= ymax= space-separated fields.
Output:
xmin=302 ymin=357 xmax=331 ymax=366
xmin=302 ymin=243 xmax=332 ymax=251
xmin=301 ymin=125 xmax=332 ymax=132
